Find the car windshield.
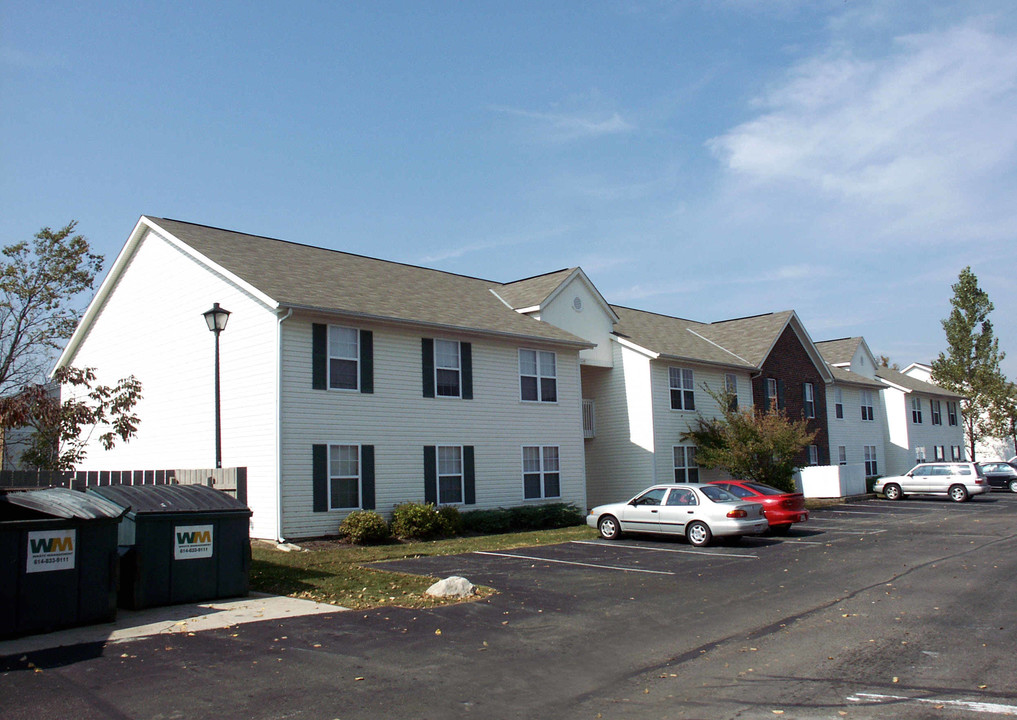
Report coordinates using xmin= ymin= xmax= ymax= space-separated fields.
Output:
xmin=699 ymin=485 xmax=739 ymax=503
xmin=744 ymin=482 xmax=785 ymax=496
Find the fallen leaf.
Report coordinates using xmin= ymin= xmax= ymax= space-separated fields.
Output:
xmin=435 ymin=629 xmax=442 ymax=636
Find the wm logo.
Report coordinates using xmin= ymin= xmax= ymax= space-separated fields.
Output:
xmin=176 ymin=530 xmax=212 ymax=545
xmin=30 ymin=536 xmax=74 ymax=554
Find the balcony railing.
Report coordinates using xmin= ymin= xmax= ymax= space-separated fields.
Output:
xmin=582 ymin=399 xmax=595 ymax=439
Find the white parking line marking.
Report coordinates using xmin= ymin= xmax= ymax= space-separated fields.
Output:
xmin=847 ymin=692 xmax=1017 ymax=716
xmin=474 ymin=551 xmax=676 ymax=575
xmin=569 ymin=540 xmax=758 ymax=559
xmin=801 ymin=528 xmax=887 ymax=535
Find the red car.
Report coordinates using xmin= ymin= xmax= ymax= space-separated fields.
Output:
xmin=707 ymin=480 xmax=808 ymax=534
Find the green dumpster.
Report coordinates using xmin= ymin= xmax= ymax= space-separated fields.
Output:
xmin=87 ymin=484 xmax=252 ymax=609
xmin=0 ymin=487 xmax=125 ymax=638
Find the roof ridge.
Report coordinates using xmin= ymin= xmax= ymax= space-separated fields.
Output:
xmin=610 ymin=304 xmax=703 ymax=324
xmin=502 ymin=267 xmax=576 ymax=286
xmin=151 ymin=216 xmax=503 ymax=285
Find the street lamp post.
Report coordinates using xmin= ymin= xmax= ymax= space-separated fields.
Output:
xmin=202 ymin=303 xmax=231 ymax=469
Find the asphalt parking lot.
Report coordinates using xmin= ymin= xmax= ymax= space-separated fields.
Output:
xmin=4 ymin=493 xmax=1017 ymax=720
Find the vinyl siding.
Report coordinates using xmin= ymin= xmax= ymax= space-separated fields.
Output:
xmin=62 ymin=229 xmax=280 ymax=538
xmin=279 ymin=317 xmax=586 ymax=538
xmin=826 ymin=384 xmax=885 ymax=476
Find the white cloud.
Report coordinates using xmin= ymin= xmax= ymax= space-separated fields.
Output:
xmin=490 ymin=96 xmax=635 ymax=143
xmin=707 ymin=23 xmax=1017 ymax=244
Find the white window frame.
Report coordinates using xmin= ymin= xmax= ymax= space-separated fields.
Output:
xmin=724 ymin=373 xmax=738 ymax=411
xmin=672 ymin=445 xmax=699 ymax=483
xmin=669 ymin=367 xmax=695 ymax=411
xmin=838 ymin=446 xmax=847 ymax=465
xmin=434 ymin=340 xmax=462 ymax=398
xmin=804 ymin=382 xmax=815 ymax=419
xmin=931 ymin=399 xmax=942 ymax=426
xmin=911 ymin=397 xmax=923 ymax=424
xmin=522 ymin=445 xmax=561 ymax=500
xmin=947 ymin=401 xmax=958 ymax=426
xmin=436 ymin=445 xmax=464 ymax=504
xmin=766 ymin=378 xmax=778 ymax=409
xmin=519 ymin=349 xmax=558 ymax=403
xmin=834 ymin=387 xmax=844 ymax=420
xmin=915 ymin=446 xmax=926 ymax=463
xmin=328 ymin=325 xmax=360 ymax=391
xmin=808 ymin=445 xmax=819 ymax=466
xmin=951 ymin=445 xmax=961 ymax=461
xmin=860 ymin=390 xmax=874 ymax=422
xmin=328 ymin=444 xmax=361 ymax=510
xmin=934 ymin=445 xmax=945 ymax=461
xmin=864 ymin=446 xmax=878 ymax=477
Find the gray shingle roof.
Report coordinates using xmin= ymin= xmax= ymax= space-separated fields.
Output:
xmin=148 ymin=218 xmax=590 ymax=347
xmin=816 ymin=337 xmax=862 ymax=365
xmin=610 ymin=306 xmax=756 ymax=369
xmin=696 ymin=311 xmax=797 ymax=367
xmin=829 ymin=366 xmax=885 ymax=389
xmin=496 ymin=269 xmax=576 ymax=309
xmin=875 ymin=366 xmax=965 ymax=399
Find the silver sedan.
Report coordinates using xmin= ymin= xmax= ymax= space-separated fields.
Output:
xmin=586 ymin=484 xmax=769 ymax=547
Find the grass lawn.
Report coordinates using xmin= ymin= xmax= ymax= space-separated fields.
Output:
xmin=251 ymin=524 xmax=597 ymax=610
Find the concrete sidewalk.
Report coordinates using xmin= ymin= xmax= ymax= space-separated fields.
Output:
xmin=0 ymin=592 xmax=346 ymax=656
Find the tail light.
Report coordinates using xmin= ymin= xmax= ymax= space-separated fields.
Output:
xmin=727 ymin=509 xmax=748 ymax=518
xmin=975 ymin=479 xmax=985 ymax=485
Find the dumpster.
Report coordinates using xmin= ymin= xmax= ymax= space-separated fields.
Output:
xmin=87 ymin=484 xmax=252 ymax=609
xmin=0 ymin=487 xmax=125 ymax=638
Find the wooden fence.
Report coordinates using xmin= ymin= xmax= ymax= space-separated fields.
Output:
xmin=0 ymin=467 xmax=247 ymax=503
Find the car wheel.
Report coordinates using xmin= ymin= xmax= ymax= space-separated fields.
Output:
xmin=1010 ymin=480 xmax=1017 ymax=494
xmin=769 ymin=524 xmax=792 ymax=536
xmin=598 ymin=515 xmax=621 ymax=540
xmin=949 ymin=484 xmax=969 ymax=502
xmin=883 ymin=483 xmax=903 ymax=501
xmin=686 ymin=521 xmax=712 ymax=547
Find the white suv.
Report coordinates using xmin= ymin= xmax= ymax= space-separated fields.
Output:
xmin=874 ymin=462 xmax=990 ymax=502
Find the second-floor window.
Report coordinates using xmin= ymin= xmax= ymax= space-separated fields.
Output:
xmin=947 ymin=401 xmax=958 ymax=426
xmin=328 ymin=326 xmax=359 ymax=390
xmin=808 ymin=445 xmax=819 ymax=465
xmin=312 ymin=324 xmax=373 ymax=393
xmin=669 ymin=367 xmax=695 ymax=411
xmin=931 ymin=399 xmax=942 ymax=425
xmin=803 ymin=382 xmax=815 ymax=419
xmin=861 ymin=390 xmax=874 ymax=421
xmin=422 ymin=338 xmax=473 ymax=399
xmin=520 ymin=349 xmax=557 ymax=402
xmin=835 ymin=387 xmax=844 ymax=419
xmin=911 ymin=397 xmax=923 ymax=424
xmin=725 ymin=373 xmax=738 ymax=411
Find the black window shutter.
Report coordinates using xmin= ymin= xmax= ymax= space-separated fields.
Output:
xmin=463 ymin=445 xmax=476 ymax=505
xmin=312 ymin=324 xmax=327 ymax=390
xmin=312 ymin=444 xmax=328 ymax=512
xmin=777 ymin=380 xmax=786 ymax=410
xmin=360 ymin=330 xmax=374 ymax=394
xmin=763 ymin=380 xmax=770 ymax=408
xmin=461 ymin=342 xmax=473 ymax=400
xmin=422 ymin=339 xmax=435 ymax=398
xmin=423 ymin=446 xmax=437 ymax=504
xmin=361 ymin=445 xmax=375 ymax=510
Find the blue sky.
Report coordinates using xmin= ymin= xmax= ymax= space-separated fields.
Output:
xmin=3 ymin=1 xmax=1015 ymax=376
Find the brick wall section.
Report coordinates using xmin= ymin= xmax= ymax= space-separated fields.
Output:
xmin=752 ymin=325 xmax=830 ymax=465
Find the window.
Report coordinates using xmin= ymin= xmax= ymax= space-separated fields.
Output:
xmin=666 ymin=488 xmax=697 ymax=506
xmin=766 ymin=378 xmax=778 ymax=409
xmin=835 ymin=387 xmax=844 ymax=419
xmin=522 ymin=446 xmax=561 ymax=500
xmin=329 ymin=444 xmax=361 ymax=509
xmin=437 ymin=446 xmax=464 ymax=504
xmin=934 ymin=445 xmax=945 ymax=461
xmin=808 ymin=445 xmax=819 ymax=466
xmin=673 ymin=445 xmax=699 ymax=483
xmin=931 ymin=399 xmax=942 ymax=425
xmin=860 ymin=390 xmax=874 ymax=421
xmin=911 ymin=397 xmax=923 ymax=424
xmin=311 ymin=444 xmax=375 ymax=512
xmin=864 ymin=446 xmax=878 ymax=477
xmin=520 ymin=349 xmax=557 ymax=402
xmin=803 ymin=383 xmax=815 ymax=419
xmin=915 ymin=446 xmax=926 ymax=463
xmin=725 ymin=373 xmax=738 ymax=411
xmin=951 ymin=445 xmax=961 ymax=461
xmin=669 ymin=368 xmax=695 ymax=411
xmin=947 ymin=401 xmax=958 ymax=426
xmin=435 ymin=340 xmax=462 ymax=398
xmin=838 ymin=446 xmax=847 ymax=465
xmin=312 ymin=324 xmax=373 ymax=393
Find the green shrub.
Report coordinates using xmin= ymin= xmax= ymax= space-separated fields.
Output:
xmin=437 ymin=504 xmax=463 ymax=535
xmin=461 ymin=508 xmax=513 ymax=535
xmin=461 ymin=503 xmax=584 ymax=535
xmin=338 ymin=510 xmax=391 ymax=544
xmin=391 ymin=502 xmax=453 ymax=540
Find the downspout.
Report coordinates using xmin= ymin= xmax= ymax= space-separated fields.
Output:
xmin=275 ymin=307 xmax=293 ymax=542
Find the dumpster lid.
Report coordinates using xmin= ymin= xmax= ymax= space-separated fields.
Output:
xmin=0 ymin=487 xmax=128 ymax=520
xmin=87 ymin=484 xmax=251 ymax=515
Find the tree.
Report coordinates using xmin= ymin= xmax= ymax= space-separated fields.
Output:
xmin=877 ymin=355 xmax=901 ymax=372
xmin=0 ymin=366 xmax=142 ymax=471
xmin=681 ymin=389 xmax=817 ymax=493
xmin=931 ymin=267 xmax=1009 ymax=459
